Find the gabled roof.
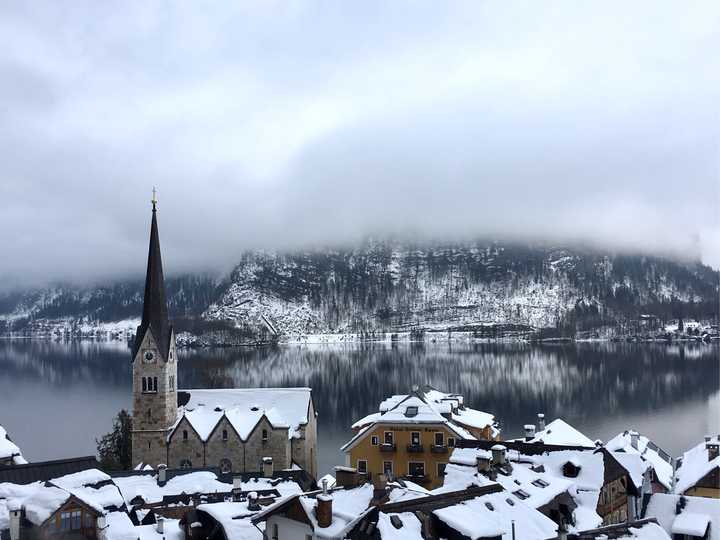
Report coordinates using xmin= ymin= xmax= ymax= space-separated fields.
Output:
xmin=132 ymin=203 xmax=172 ymax=361
xmin=520 ymin=419 xmax=595 ymax=448
xmin=674 ymin=435 xmax=720 ymax=494
xmin=605 ymin=431 xmax=673 ymax=491
xmin=645 ymin=493 xmax=720 ymax=540
xmin=0 ymin=456 xmax=98 ymax=485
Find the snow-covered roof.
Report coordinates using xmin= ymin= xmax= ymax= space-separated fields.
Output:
xmin=376 ymin=512 xmax=423 ymax=540
xmin=605 ymin=431 xmax=674 ymax=491
xmin=520 ymin=419 xmax=595 ymax=448
xmin=432 ymin=491 xmax=558 ymax=540
xmin=610 ymin=452 xmax=651 ymax=491
xmin=198 ymin=501 xmax=263 ymax=540
xmin=112 ymin=471 xmax=230 ymax=506
xmin=176 ymin=388 xmax=312 ymax=441
xmin=343 ymin=388 xmax=497 ymax=452
xmin=674 ymin=436 xmax=720 ymax=494
xmin=645 ymin=493 xmax=720 ymax=540
xmin=0 ymin=425 xmax=26 ymax=465
xmin=104 ymin=511 xmax=184 ymax=540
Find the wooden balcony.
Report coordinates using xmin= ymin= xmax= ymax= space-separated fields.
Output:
xmin=406 ymin=444 xmax=424 ymax=453
xmin=379 ymin=443 xmax=396 ymax=453
xmin=431 ymin=445 xmax=449 ymax=454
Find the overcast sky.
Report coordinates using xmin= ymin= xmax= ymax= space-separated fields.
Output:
xmin=1 ymin=1 xmax=719 ymax=287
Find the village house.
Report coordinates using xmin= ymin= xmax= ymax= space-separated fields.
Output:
xmin=0 ymin=426 xmax=26 ymax=467
xmin=605 ymin=430 xmax=673 ymax=493
xmin=341 ymin=387 xmax=498 ymax=489
xmin=130 ymin=197 xmax=317 ymax=478
xmin=643 ymin=492 xmax=720 ymax=540
xmin=674 ymin=435 xmax=720 ymax=498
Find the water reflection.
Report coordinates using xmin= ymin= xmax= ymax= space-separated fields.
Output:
xmin=0 ymin=340 xmax=717 ymax=475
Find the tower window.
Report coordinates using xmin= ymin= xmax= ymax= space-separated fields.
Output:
xmin=142 ymin=378 xmax=147 ymax=392
xmin=153 ymin=377 xmax=158 ymax=392
xmin=183 ymin=430 xmax=188 ymax=441
xmin=169 ymin=376 xmax=174 ymax=391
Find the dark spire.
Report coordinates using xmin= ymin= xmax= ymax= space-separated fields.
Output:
xmin=132 ymin=196 xmax=172 ymax=361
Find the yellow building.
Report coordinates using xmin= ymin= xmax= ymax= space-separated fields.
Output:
xmin=341 ymin=388 xmax=499 ymax=489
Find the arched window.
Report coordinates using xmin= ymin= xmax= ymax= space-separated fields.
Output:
xmin=153 ymin=377 xmax=158 ymax=392
xmin=142 ymin=378 xmax=147 ymax=392
xmin=182 ymin=430 xmax=188 ymax=441
xmin=219 ymin=458 xmax=232 ymax=474
xmin=179 ymin=459 xmax=192 ymax=469
xmin=222 ymin=429 xmax=228 ymax=441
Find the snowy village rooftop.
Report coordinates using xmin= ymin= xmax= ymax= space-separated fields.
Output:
xmin=174 ymin=388 xmax=313 ymax=441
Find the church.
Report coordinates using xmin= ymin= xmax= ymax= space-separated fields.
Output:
xmin=131 ymin=195 xmax=317 ymax=479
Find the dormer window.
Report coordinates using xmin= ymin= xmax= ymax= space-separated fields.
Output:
xmin=405 ymin=406 xmax=419 ymax=418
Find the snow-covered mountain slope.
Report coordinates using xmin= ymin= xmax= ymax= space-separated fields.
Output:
xmin=1 ymin=241 xmax=717 ymax=339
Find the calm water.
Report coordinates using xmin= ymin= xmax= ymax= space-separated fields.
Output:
xmin=0 ymin=340 xmax=718 ymax=475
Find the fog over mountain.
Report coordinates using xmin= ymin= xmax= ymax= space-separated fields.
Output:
xmin=0 ymin=1 xmax=719 ymax=288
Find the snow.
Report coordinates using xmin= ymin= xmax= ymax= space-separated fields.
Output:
xmin=21 ymin=486 xmax=70 ymax=526
xmin=376 ymin=512 xmax=423 ymax=540
xmin=112 ymin=471 xmax=230 ymax=506
xmin=623 ymin=522 xmax=672 ymax=540
xmin=521 ymin=418 xmax=595 ymax=447
xmin=433 ymin=492 xmax=558 ymax=540
xmin=610 ymin=452 xmax=651 ymax=490
xmin=178 ymin=388 xmax=311 ymax=441
xmin=198 ymin=501 xmax=262 ymax=540
xmin=318 ymin=474 xmax=336 ymax=489
xmin=645 ymin=493 xmax=720 ymax=540
xmin=605 ymin=431 xmax=674 ymax=490
xmin=0 ymin=425 xmax=25 ymax=464
xmin=49 ymin=469 xmax=111 ymax=490
xmin=236 ymin=478 xmax=303 ymax=497
xmin=674 ymin=436 xmax=720 ymax=494
xmin=351 ymin=412 xmax=382 ymax=430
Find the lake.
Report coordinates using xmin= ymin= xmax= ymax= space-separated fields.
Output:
xmin=0 ymin=340 xmax=717 ymax=476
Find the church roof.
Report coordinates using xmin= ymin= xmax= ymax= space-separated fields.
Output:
xmin=132 ymin=202 xmax=172 ymax=361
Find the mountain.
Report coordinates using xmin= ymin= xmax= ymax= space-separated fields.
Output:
xmin=1 ymin=241 xmax=717 ymax=342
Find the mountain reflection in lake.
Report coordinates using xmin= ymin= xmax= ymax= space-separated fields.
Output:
xmin=0 ymin=340 xmax=717 ymax=475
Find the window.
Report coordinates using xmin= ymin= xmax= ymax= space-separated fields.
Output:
xmin=219 ymin=458 xmax=232 ymax=474
xmin=448 ymin=437 xmax=456 ymax=448
xmin=384 ymin=431 xmax=394 ymax=445
xmin=142 ymin=378 xmax=147 ymax=392
xmin=180 ymin=459 xmax=192 ymax=469
xmin=404 ymin=406 xmax=419 ymax=417
xmin=513 ymin=489 xmax=530 ymax=500
xmin=437 ymin=463 xmax=447 ymax=476
xmin=383 ymin=461 xmax=393 ymax=475
xmin=532 ymin=479 xmax=549 ymax=488
xmin=222 ymin=429 xmax=228 ymax=441
xmin=272 ymin=524 xmax=279 ymax=540
xmin=60 ymin=511 xmax=71 ymax=531
xmin=169 ymin=376 xmax=174 ymax=390
xmin=84 ymin=512 xmax=94 ymax=528
xmin=408 ymin=462 xmax=425 ymax=477
xmin=147 ymin=441 xmax=151 ymax=450
xmin=371 ymin=435 xmax=379 ymax=446
xmin=434 ymin=432 xmax=445 ymax=447
xmin=411 ymin=432 xmax=421 ymax=446
xmin=71 ymin=510 xmax=81 ymax=530
xmin=262 ymin=429 xmax=268 ymax=441
xmin=182 ymin=430 xmax=188 ymax=441
xmin=357 ymin=460 xmax=368 ymax=473
xmin=153 ymin=377 xmax=158 ymax=392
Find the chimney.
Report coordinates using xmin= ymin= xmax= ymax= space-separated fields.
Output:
xmin=556 ymin=519 xmax=568 ymax=540
xmin=707 ymin=440 xmax=720 ymax=462
xmin=247 ymin=492 xmax=261 ymax=511
xmin=630 ymin=430 xmax=639 ymax=450
xmin=156 ymin=516 xmax=164 ymax=535
xmin=476 ymin=455 xmax=491 ymax=473
xmin=9 ymin=509 xmax=22 ymax=540
xmin=524 ymin=424 xmax=536 ymax=441
xmin=317 ymin=480 xmax=333 ymax=528
xmin=537 ymin=413 xmax=545 ymax=432
xmin=491 ymin=444 xmax=507 ymax=466
xmin=233 ymin=476 xmax=242 ymax=489
xmin=158 ymin=464 xmax=167 ymax=485
xmin=334 ymin=466 xmax=361 ymax=489
xmin=262 ymin=457 xmax=273 ymax=477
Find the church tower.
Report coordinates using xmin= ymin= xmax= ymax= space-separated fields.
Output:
xmin=131 ymin=193 xmax=178 ymax=467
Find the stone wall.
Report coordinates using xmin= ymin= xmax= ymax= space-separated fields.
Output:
xmin=204 ymin=416 xmax=245 ymax=473
xmin=244 ymin=417 xmax=291 ymax=472
xmin=167 ymin=417 xmax=205 ymax=469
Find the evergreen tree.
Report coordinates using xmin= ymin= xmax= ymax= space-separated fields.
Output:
xmin=96 ymin=409 xmax=132 ymax=470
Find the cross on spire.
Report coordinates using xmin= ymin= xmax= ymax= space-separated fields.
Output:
xmin=151 ymin=187 xmax=158 ymax=211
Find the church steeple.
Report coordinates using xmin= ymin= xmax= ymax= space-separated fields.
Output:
xmin=132 ymin=192 xmax=172 ymax=361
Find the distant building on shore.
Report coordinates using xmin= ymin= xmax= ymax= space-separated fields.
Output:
xmin=130 ymin=196 xmax=317 ymax=478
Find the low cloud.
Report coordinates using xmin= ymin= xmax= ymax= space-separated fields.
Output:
xmin=0 ymin=1 xmax=718 ymax=288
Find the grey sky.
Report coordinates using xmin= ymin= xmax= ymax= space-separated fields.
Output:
xmin=1 ymin=1 xmax=719 ymax=287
